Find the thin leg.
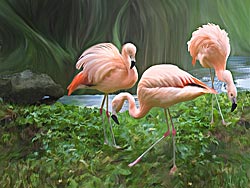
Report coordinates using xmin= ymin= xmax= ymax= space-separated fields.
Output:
xmin=211 ymin=94 xmax=214 ymax=124
xmin=163 ymin=109 xmax=170 ymax=137
xmin=100 ymin=94 xmax=106 ymax=115
xmin=128 ymin=135 xmax=165 ymax=167
xmin=167 ymin=109 xmax=177 ymax=174
xmin=100 ymin=94 xmax=108 ymax=144
xmin=106 ymin=94 xmax=118 ymax=147
xmin=214 ymin=94 xmax=226 ymax=125
xmin=209 ymin=69 xmax=226 ymax=125
xmin=128 ymin=108 xmax=171 ymax=167
xmin=209 ymin=69 xmax=214 ymax=124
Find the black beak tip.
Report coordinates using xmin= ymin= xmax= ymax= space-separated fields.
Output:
xmin=130 ymin=60 xmax=136 ymax=69
xmin=231 ymin=103 xmax=237 ymax=112
xmin=111 ymin=114 xmax=120 ymax=125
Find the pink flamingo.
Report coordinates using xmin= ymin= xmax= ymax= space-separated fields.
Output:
xmin=111 ymin=64 xmax=217 ymax=174
xmin=67 ymin=42 xmax=138 ymax=147
xmin=187 ymin=23 xmax=237 ymax=124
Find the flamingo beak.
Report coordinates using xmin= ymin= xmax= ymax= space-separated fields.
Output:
xmin=130 ymin=59 xmax=136 ymax=69
xmin=231 ymin=97 xmax=237 ymax=112
xmin=111 ymin=114 xmax=119 ymax=125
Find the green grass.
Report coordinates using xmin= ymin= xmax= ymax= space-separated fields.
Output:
xmin=0 ymin=91 xmax=250 ymax=187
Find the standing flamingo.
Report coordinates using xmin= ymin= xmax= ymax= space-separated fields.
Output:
xmin=111 ymin=64 xmax=217 ymax=174
xmin=187 ymin=23 xmax=237 ymax=124
xmin=67 ymin=42 xmax=138 ymax=147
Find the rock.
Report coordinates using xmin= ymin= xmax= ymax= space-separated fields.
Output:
xmin=0 ymin=70 xmax=65 ymax=104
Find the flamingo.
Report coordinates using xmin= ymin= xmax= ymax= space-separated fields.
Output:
xmin=67 ymin=42 xmax=138 ymax=147
xmin=111 ymin=64 xmax=217 ymax=174
xmin=187 ymin=23 xmax=237 ymax=124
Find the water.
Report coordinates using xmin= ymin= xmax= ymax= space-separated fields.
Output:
xmin=58 ymin=56 xmax=250 ymax=110
xmin=58 ymin=94 xmax=138 ymax=113
xmin=189 ymin=56 xmax=250 ymax=92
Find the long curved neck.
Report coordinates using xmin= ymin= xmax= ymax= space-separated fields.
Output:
xmin=216 ymin=69 xmax=233 ymax=86
xmin=118 ymin=93 xmax=150 ymax=119
xmin=121 ymin=46 xmax=130 ymax=66
xmin=122 ymin=67 xmax=138 ymax=88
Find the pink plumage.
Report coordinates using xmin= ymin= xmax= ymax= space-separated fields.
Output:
xmin=67 ymin=43 xmax=138 ymax=95
xmin=67 ymin=42 xmax=138 ymax=147
xmin=187 ymin=23 xmax=237 ymax=120
xmin=111 ymin=64 xmax=216 ymax=173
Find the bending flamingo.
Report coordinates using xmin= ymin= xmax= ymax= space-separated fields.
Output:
xmin=187 ymin=23 xmax=237 ymax=124
xmin=111 ymin=64 xmax=217 ymax=174
xmin=67 ymin=42 xmax=138 ymax=147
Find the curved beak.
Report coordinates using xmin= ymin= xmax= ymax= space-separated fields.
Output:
xmin=111 ymin=114 xmax=120 ymax=125
xmin=130 ymin=59 xmax=136 ymax=69
xmin=231 ymin=97 xmax=237 ymax=112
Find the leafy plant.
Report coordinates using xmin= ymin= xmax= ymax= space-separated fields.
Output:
xmin=0 ymin=91 xmax=250 ymax=187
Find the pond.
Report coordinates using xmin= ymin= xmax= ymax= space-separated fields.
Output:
xmin=58 ymin=56 xmax=250 ymax=111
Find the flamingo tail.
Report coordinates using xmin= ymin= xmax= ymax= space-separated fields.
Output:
xmin=192 ymin=57 xmax=197 ymax=66
xmin=67 ymin=71 xmax=87 ymax=96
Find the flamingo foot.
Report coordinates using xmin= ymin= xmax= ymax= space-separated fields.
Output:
xmin=103 ymin=140 xmax=122 ymax=149
xmin=103 ymin=140 xmax=109 ymax=145
xmin=221 ymin=120 xmax=227 ymax=126
xmin=210 ymin=119 xmax=214 ymax=124
xmin=128 ymin=158 xmax=141 ymax=167
xmin=169 ymin=165 xmax=177 ymax=175
xmin=112 ymin=144 xmax=122 ymax=149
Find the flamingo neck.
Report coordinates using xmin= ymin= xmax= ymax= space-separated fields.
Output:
xmin=216 ymin=70 xmax=233 ymax=86
xmin=122 ymin=47 xmax=130 ymax=66
xmin=116 ymin=93 xmax=149 ymax=119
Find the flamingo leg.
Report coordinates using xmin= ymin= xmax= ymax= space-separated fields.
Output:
xmin=214 ymin=93 xmax=226 ymax=125
xmin=100 ymin=94 xmax=108 ymax=144
xmin=106 ymin=94 xmax=118 ymax=147
xmin=128 ymin=108 xmax=171 ymax=167
xmin=210 ymin=69 xmax=215 ymax=124
xmin=209 ymin=69 xmax=226 ymax=125
xmin=167 ymin=108 xmax=177 ymax=174
xmin=128 ymin=135 xmax=165 ymax=167
xmin=163 ymin=108 xmax=170 ymax=137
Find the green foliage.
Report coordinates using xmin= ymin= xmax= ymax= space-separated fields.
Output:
xmin=0 ymin=91 xmax=250 ymax=187
xmin=1 ymin=0 xmax=250 ymax=91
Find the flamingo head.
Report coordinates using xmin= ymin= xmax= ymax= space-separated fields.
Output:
xmin=111 ymin=100 xmax=120 ymax=125
xmin=111 ymin=114 xmax=119 ymax=125
xmin=123 ymin=43 xmax=137 ymax=69
xmin=228 ymin=88 xmax=237 ymax=112
xmin=111 ymin=93 xmax=126 ymax=125
xmin=223 ymin=70 xmax=237 ymax=112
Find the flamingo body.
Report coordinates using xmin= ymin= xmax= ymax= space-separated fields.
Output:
xmin=111 ymin=64 xmax=217 ymax=173
xmin=112 ymin=64 xmax=216 ymax=119
xmin=187 ymin=23 xmax=237 ymax=111
xmin=67 ymin=42 xmax=138 ymax=146
xmin=187 ymin=23 xmax=230 ymax=73
xmin=68 ymin=43 xmax=138 ymax=95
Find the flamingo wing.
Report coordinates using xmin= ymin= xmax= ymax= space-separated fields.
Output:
xmin=187 ymin=23 xmax=230 ymax=70
xmin=76 ymin=43 xmax=122 ymax=70
xmin=138 ymin=64 xmax=216 ymax=108
xmin=75 ymin=43 xmax=132 ymax=91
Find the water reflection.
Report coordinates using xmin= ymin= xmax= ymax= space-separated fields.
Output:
xmin=188 ymin=56 xmax=250 ymax=92
xmin=58 ymin=56 xmax=250 ymax=110
xmin=58 ymin=94 xmax=137 ymax=112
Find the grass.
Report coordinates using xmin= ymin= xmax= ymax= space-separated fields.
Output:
xmin=0 ymin=91 xmax=250 ymax=187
